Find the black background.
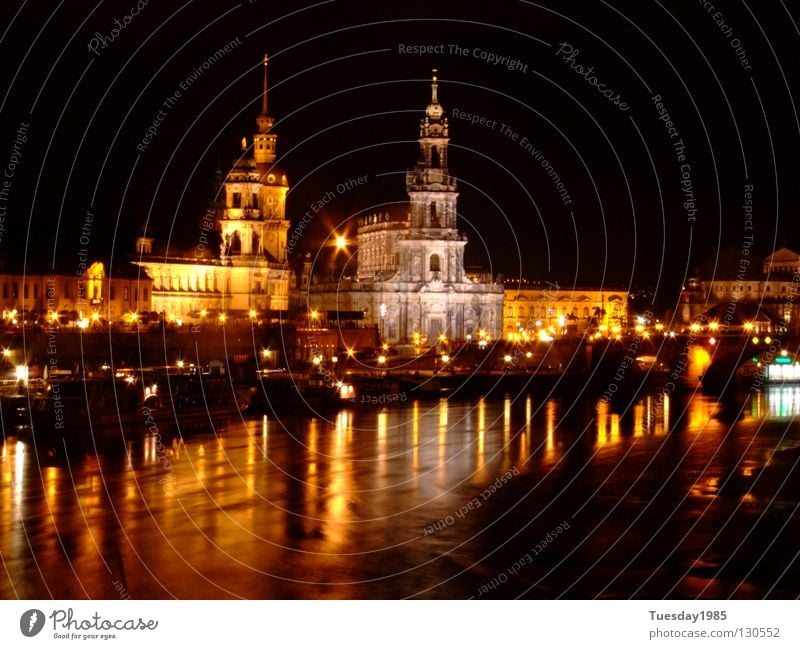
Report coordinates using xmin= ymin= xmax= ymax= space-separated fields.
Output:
xmin=0 ymin=0 xmax=797 ymax=313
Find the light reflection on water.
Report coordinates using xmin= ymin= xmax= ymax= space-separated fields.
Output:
xmin=1 ymin=386 xmax=799 ymax=599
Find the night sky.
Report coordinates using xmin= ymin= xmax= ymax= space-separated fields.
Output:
xmin=1 ymin=0 xmax=798 ymax=313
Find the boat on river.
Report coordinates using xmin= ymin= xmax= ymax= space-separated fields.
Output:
xmin=27 ymin=367 xmax=253 ymax=439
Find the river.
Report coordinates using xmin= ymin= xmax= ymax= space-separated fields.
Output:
xmin=2 ymin=386 xmax=799 ymax=598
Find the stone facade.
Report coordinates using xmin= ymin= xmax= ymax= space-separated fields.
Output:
xmin=679 ymin=247 xmax=800 ymax=334
xmin=503 ymin=284 xmax=628 ymax=336
xmin=134 ymin=55 xmax=291 ymax=319
xmin=307 ymin=71 xmax=504 ymax=344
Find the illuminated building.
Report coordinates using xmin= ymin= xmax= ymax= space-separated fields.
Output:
xmin=679 ymin=247 xmax=800 ymax=333
xmin=134 ymin=54 xmax=291 ymax=319
xmin=307 ymin=70 xmax=504 ymax=343
xmin=0 ymin=261 xmax=151 ymax=323
xmin=503 ymin=284 xmax=628 ymax=335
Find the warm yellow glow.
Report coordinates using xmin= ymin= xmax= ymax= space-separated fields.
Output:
xmin=176 ymin=360 xmax=185 ymax=368
xmin=219 ymin=313 xmax=227 ymax=323
xmin=654 ymin=323 xmax=664 ymax=331
xmin=91 ymin=311 xmax=100 ymax=321
xmin=743 ymin=322 xmax=754 ymax=331
xmin=346 ymin=348 xmax=355 ymax=357
xmin=441 ymin=354 xmax=450 ymax=363
xmin=200 ymin=309 xmax=208 ymax=318
xmin=503 ymin=354 xmax=512 ymax=362
xmin=261 ymin=349 xmax=271 ymax=358
xmin=14 ymin=365 xmax=27 ymax=381
xmin=708 ymin=321 xmax=719 ymax=331
xmin=752 ymin=336 xmax=759 ymax=344
xmin=765 ymin=336 xmax=772 ymax=344
xmin=249 ymin=309 xmax=257 ymax=318
xmin=690 ymin=323 xmax=700 ymax=332
xmin=1 ymin=348 xmax=9 ymax=358
xmin=312 ymin=356 xmax=321 ymax=366
xmin=336 ymin=235 xmax=347 ymax=250
xmin=377 ymin=355 xmax=386 ymax=364
xmin=310 ymin=309 xmax=319 ymax=320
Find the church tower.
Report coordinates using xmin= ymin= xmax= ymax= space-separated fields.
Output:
xmin=218 ymin=53 xmax=290 ymax=264
xmin=398 ymin=69 xmax=466 ymax=285
xmin=406 ymin=69 xmax=458 ymax=233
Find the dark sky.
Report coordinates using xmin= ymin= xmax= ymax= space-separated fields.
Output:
xmin=1 ymin=0 xmax=798 ymax=312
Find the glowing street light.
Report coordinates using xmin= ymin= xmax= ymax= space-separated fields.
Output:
xmin=336 ymin=235 xmax=347 ymax=250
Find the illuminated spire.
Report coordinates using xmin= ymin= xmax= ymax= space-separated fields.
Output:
xmin=256 ymin=52 xmax=274 ymax=134
xmin=425 ymin=68 xmax=444 ymax=121
xmin=262 ymin=52 xmax=269 ymax=116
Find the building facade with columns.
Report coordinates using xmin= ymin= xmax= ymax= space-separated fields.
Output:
xmin=678 ymin=246 xmax=800 ymax=333
xmin=134 ymin=55 xmax=291 ymax=320
xmin=307 ymin=71 xmax=504 ymax=344
xmin=503 ymin=283 xmax=628 ymax=337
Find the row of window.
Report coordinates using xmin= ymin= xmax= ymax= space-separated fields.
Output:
xmin=1 ymin=282 xmax=147 ymax=302
xmin=231 ymin=192 xmax=279 ymax=209
xmin=506 ymin=305 xmax=624 ymax=319
xmin=713 ymin=283 xmax=791 ymax=294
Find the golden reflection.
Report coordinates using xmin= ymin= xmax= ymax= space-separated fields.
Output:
xmin=14 ymin=441 xmax=24 ymax=510
xmin=378 ymin=411 xmax=388 ymax=474
xmin=438 ymin=398 xmax=449 ymax=477
xmin=522 ymin=396 xmax=532 ymax=459
xmin=633 ymin=403 xmax=644 ymax=437
xmin=45 ymin=467 xmax=58 ymax=500
xmin=412 ymin=401 xmax=420 ymax=475
xmin=545 ymin=400 xmax=556 ymax=460
xmin=503 ymin=396 xmax=511 ymax=446
xmin=595 ymin=400 xmax=619 ymax=447
xmin=688 ymin=396 xmax=716 ymax=430
xmin=477 ymin=397 xmax=485 ymax=469
xmin=335 ymin=410 xmax=351 ymax=448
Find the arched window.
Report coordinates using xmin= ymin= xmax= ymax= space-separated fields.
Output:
xmin=430 ymin=254 xmax=441 ymax=272
xmin=431 ymin=146 xmax=441 ymax=168
xmin=430 ymin=202 xmax=438 ymax=227
xmin=230 ymin=231 xmax=242 ymax=255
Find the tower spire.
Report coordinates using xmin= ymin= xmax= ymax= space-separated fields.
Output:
xmin=262 ymin=52 xmax=269 ymax=116
xmin=256 ymin=53 xmax=274 ymax=135
xmin=431 ymin=68 xmax=438 ymax=104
